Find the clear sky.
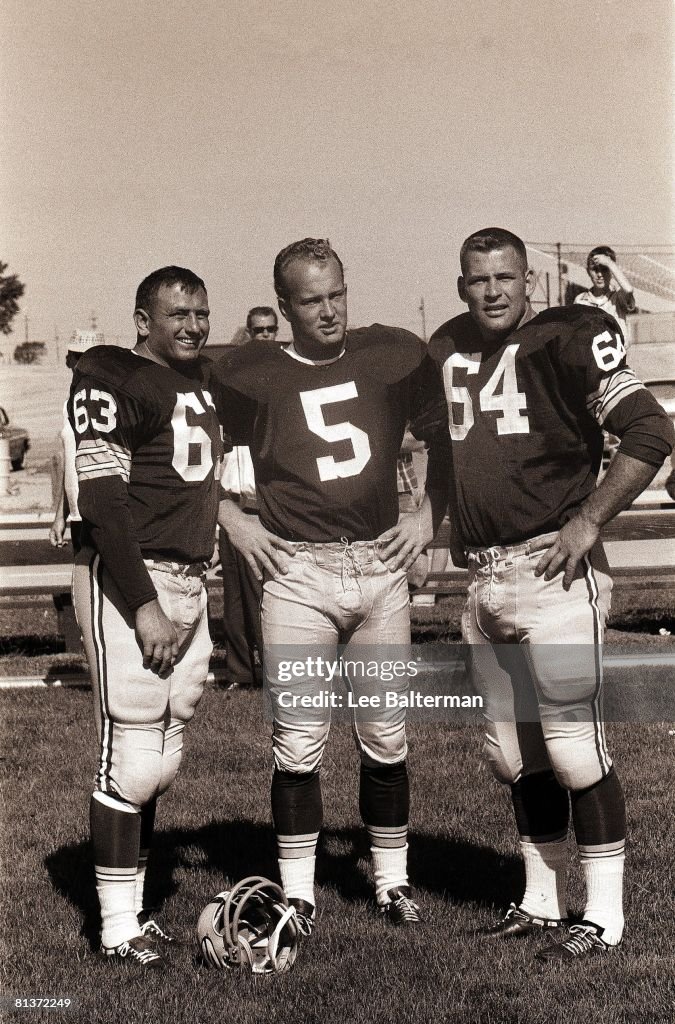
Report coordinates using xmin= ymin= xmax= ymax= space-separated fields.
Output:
xmin=2 ymin=0 xmax=672 ymax=346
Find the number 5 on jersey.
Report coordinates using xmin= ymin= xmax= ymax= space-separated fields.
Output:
xmin=300 ymin=382 xmax=371 ymax=481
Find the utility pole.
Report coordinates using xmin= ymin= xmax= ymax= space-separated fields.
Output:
xmin=418 ymin=297 xmax=427 ymax=342
xmin=556 ymin=242 xmax=563 ymax=305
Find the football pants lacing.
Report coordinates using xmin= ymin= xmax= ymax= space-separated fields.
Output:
xmin=340 ymin=537 xmax=364 ymax=595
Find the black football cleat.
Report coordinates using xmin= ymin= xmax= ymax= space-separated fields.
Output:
xmin=380 ymin=886 xmax=422 ymax=926
xmin=484 ymin=902 xmax=567 ymax=938
xmin=102 ymin=934 xmax=165 ymax=969
xmin=139 ymin=915 xmax=181 ymax=945
xmin=288 ymin=898 xmax=316 ymax=937
xmin=535 ymin=922 xmax=619 ymax=962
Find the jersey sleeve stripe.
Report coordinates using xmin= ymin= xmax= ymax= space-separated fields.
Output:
xmin=77 ymin=463 xmax=131 ymax=482
xmin=75 ymin=438 xmax=132 ymax=460
xmin=76 ymin=439 xmax=132 ymax=483
xmin=586 ymin=370 xmax=646 ymax=426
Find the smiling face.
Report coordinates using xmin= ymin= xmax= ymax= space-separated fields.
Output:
xmin=134 ymin=282 xmax=210 ymax=368
xmin=278 ymin=257 xmax=347 ymax=359
xmin=458 ymin=246 xmax=534 ymax=341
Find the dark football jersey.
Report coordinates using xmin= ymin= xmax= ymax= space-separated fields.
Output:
xmin=216 ymin=326 xmax=440 ymax=542
xmin=428 ymin=305 xmax=671 ymax=548
xmin=70 ymin=346 xmax=226 ymax=578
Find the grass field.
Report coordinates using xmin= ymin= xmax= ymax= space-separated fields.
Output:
xmin=1 ymin=677 xmax=674 ymax=1024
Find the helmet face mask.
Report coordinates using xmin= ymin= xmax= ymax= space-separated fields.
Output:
xmin=197 ymin=876 xmax=299 ymax=975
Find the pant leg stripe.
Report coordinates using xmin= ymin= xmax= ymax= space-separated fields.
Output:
xmin=582 ymin=554 xmax=610 ymax=776
xmin=90 ymin=554 xmax=113 ymax=792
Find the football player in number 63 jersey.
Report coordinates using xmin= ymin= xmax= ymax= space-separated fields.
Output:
xmin=427 ymin=228 xmax=674 ymax=962
xmin=216 ymin=239 xmax=448 ymax=932
xmin=70 ymin=266 xmax=233 ymax=969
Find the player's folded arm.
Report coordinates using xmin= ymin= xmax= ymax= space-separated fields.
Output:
xmin=568 ymin=389 xmax=675 ymax=541
xmin=603 ymin=389 xmax=675 ymax=468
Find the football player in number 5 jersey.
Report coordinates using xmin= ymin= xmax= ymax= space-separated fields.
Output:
xmin=70 ymin=266 xmax=229 ymax=969
xmin=428 ymin=228 xmax=674 ymax=962
xmin=217 ymin=239 xmax=448 ymax=933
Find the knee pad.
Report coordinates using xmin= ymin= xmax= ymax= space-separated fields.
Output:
xmin=97 ymin=722 xmax=164 ymax=807
xmin=484 ymin=732 xmax=520 ymax=784
xmin=272 ymin=721 xmax=330 ymax=774
xmin=542 ymin=720 xmax=612 ymax=791
xmin=354 ymin=719 xmax=407 ymax=767
xmin=483 ymin=720 xmax=552 ymax=785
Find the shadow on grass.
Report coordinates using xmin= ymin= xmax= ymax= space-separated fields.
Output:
xmin=45 ymin=819 xmax=520 ymax=949
xmin=409 ymin=830 xmax=522 ymax=908
xmin=315 ymin=826 xmax=522 ymax=909
xmin=0 ymin=635 xmax=66 ymax=656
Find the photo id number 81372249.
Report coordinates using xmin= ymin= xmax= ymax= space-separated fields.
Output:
xmin=1 ymin=997 xmax=75 ymax=1011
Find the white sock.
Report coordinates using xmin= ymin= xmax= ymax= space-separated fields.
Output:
xmin=278 ymin=856 xmax=316 ymax=905
xmin=96 ymin=866 xmax=140 ymax=949
xmin=580 ymin=845 xmax=625 ymax=945
xmin=371 ymin=845 xmax=409 ymax=906
xmin=519 ymin=838 xmax=568 ymax=920
xmin=135 ymin=852 xmax=148 ymax=917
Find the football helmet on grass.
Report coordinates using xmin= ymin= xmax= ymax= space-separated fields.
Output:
xmin=197 ymin=876 xmax=299 ymax=974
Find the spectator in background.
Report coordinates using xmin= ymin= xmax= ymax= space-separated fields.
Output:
xmin=50 ymin=335 xmax=98 ymax=551
xmin=219 ymin=306 xmax=280 ymax=686
xmin=574 ymin=246 xmax=636 ymax=340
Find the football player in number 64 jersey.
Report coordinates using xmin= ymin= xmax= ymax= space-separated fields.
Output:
xmin=70 ymin=266 xmax=233 ymax=969
xmin=427 ymin=228 xmax=674 ymax=962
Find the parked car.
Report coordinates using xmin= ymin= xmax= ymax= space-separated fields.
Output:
xmin=0 ymin=406 xmax=31 ymax=470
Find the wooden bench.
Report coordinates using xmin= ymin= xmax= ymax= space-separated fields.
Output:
xmin=2 ymin=506 xmax=674 ymax=648
xmin=414 ymin=504 xmax=675 ymax=596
